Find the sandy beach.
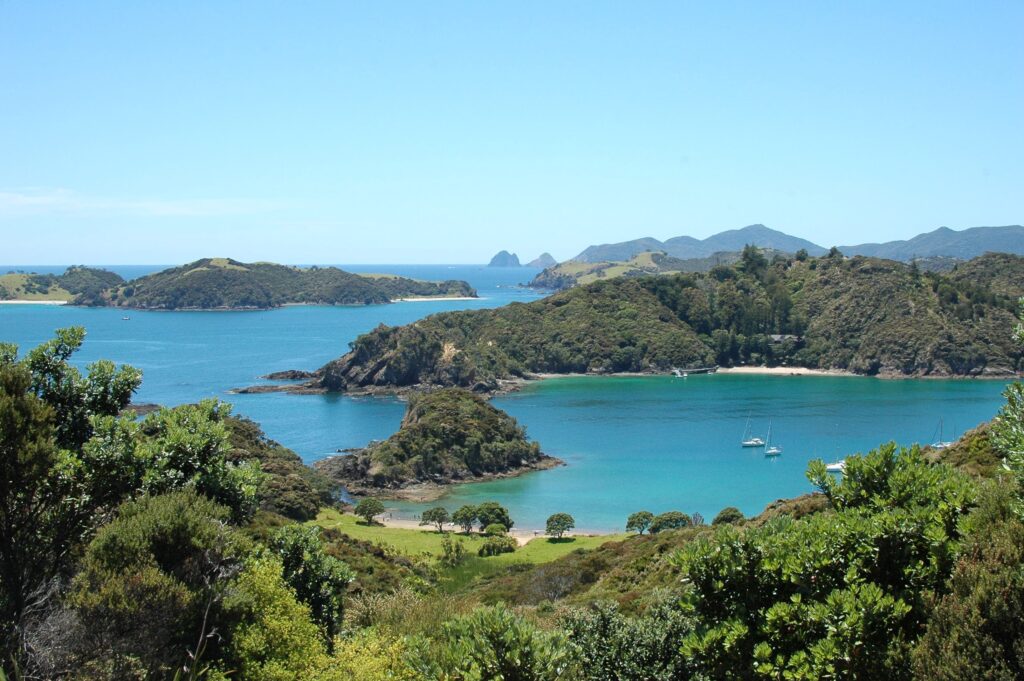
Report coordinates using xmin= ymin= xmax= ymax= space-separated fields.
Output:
xmin=392 ymin=296 xmax=481 ymax=302
xmin=717 ymin=366 xmax=854 ymax=377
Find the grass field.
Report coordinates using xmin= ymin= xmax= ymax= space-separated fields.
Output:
xmin=0 ymin=273 xmax=72 ymax=301
xmin=312 ymin=508 xmax=628 ymax=590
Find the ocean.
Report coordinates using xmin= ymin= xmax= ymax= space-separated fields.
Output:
xmin=0 ymin=264 xmax=1012 ymax=530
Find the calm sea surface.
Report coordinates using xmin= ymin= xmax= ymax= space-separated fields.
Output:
xmin=1 ymin=264 xmax=1013 ymax=530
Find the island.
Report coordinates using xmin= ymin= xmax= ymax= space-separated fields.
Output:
xmin=251 ymin=249 xmax=1024 ymax=394
xmin=1 ymin=258 xmax=477 ymax=309
xmin=488 ymin=250 xmax=521 ymax=267
xmin=526 ymin=252 xmax=557 ymax=268
xmin=313 ymin=388 xmax=560 ymax=500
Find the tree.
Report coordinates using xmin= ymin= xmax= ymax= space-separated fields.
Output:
xmin=650 ymin=511 xmax=690 ymax=533
xmin=270 ymin=525 xmax=354 ymax=650
xmin=483 ymin=523 xmax=507 ymax=536
xmin=412 ymin=603 xmax=566 ymax=679
xmin=355 ymin=498 xmax=385 ymax=524
xmin=70 ymin=490 xmax=247 ymax=678
xmin=13 ymin=326 xmax=141 ymax=450
xmin=476 ymin=501 xmax=513 ymax=531
xmin=712 ymin=507 xmax=744 ymax=525
xmin=452 ymin=505 xmax=478 ymax=533
xmin=546 ymin=512 xmax=575 ymax=539
xmin=626 ymin=510 xmax=655 ymax=535
xmin=795 ymin=248 xmax=809 ymax=262
xmin=420 ymin=506 xmax=450 ymax=533
xmin=0 ymin=363 xmax=91 ymax=660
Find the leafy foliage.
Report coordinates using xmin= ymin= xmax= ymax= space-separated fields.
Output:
xmin=625 ymin=510 xmax=654 ymax=534
xmin=478 ymin=535 xmax=517 ymax=557
xmin=354 ymin=498 xmax=385 ymax=524
xmin=546 ymin=512 xmax=575 ymax=538
xmin=650 ymin=511 xmax=690 ymax=533
xmin=410 ymin=603 xmax=567 ymax=680
xmin=420 ymin=506 xmax=450 ymax=532
xmin=671 ymin=444 xmax=976 ymax=679
xmin=476 ymin=501 xmax=514 ymax=531
xmin=712 ymin=506 xmax=744 ymax=525
xmin=270 ymin=525 xmax=355 ymax=649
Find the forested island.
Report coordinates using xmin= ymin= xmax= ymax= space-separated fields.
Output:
xmin=259 ymin=249 xmax=1024 ymax=395
xmin=315 ymin=388 xmax=558 ymax=499
xmin=0 ymin=258 xmax=476 ymax=309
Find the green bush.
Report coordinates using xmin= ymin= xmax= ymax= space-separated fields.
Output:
xmin=478 ymin=535 xmax=517 ymax=557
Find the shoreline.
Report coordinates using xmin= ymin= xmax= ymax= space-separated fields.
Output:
xmin=320 ymin=455 xmax=565 ymax=503
xmin=392 ymin=296 xmax=481 ymax=302
xmin=0 ymin=299 xmax=69 ymax=305
xmin=716 ymin=366 xmax=854 ymax=377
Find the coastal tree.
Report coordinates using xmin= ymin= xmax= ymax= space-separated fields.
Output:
xmin=712 ymin=507 xmax=744 ymax=525
xmin=484 ymin=523 xmax=507 ymax=537
xmin=546 ymin=513 xmax=575 ymax=539
xmin=650 ymin=511 xmax=690 ymax=533
xmin=626 ymin=511 xmax=655 ymax=535
xmin=270 ymin=525 xmax=354 ymax=650
xmin=476 ymin=502 xmax=514 ymax=531
xmin=355 ymin=498 xmax=385 ymax=524
xmin=452 ymin=504 xmax=478 ymax=534
xmin=420 ymin=506 xmax=450 ymax=533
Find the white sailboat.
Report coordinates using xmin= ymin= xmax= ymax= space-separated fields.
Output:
xmin=741 ymin=414 xmax=765 ymax=448
xmin=930 ymin=418 xmax=954 ymax=450
xmin=764 ymin=421 xmax=782 ymax=456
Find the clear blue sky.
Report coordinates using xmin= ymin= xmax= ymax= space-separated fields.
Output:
xmin=1 ymin=2 xmax=1021 ymax=264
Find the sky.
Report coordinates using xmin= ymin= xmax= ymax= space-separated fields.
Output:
xmin=1 ymin=1 xmax=1021 ymax=264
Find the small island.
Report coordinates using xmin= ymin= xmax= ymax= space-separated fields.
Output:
xmin=314 ymin=388 xmax=560 ymax=500
xmin=488 ymin=250 xmax=521 ymax=267
xmin=1 ymin=258 xmax=477 ymax=310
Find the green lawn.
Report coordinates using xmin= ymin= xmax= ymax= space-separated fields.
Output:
xmin=312 ymin=508 xmax=628 ymax=590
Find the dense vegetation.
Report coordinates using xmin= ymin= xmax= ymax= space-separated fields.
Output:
xmin=314 ymin=388 xmax=554 ymax=493
xmin=307 ymin=249 xmax=1023 ymax=393
xmin=5 ymin=311 xmax=1024 ymax=679
xmin=97 ymin=258 xmax=476 ymax=309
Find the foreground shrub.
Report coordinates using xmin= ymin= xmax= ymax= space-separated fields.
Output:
xmin=478 ymin=535 xmax=517 ymax=557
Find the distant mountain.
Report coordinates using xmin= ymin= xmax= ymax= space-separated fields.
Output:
xmin=842 ymin=226 xmax=1024 ymax=260
xmin=526 ymin=252 xmax=557 ymax=268
xmin=571 ymin=225 xmax=826 ymax=262
xmin=488 ymin=250 xmax=521 ymax=267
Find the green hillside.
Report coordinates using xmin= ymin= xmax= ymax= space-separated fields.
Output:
xmin=100 ymin=258 xmax=476 ymax=309
xmin=307 ymin=249 xmax=1022 ymax=393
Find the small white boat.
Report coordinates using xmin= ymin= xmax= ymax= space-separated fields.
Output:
xmin=122 ymin=316 xmax=131 ymax=321
xmin=741 ymin=414 xmax=765 ymax=447
xmin=930 ymin=419 xmax=953 ymax=450
xmin=825 ymin=460 xmax=846 ymax=473
xmin=672 ymin=368 xmax=688 ymax=378
xmin=764 ymin=421 xmax=782 ymax=457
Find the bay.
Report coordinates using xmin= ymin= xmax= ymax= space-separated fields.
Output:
xmin=0 ymin=264 xmax=1013 ymax=531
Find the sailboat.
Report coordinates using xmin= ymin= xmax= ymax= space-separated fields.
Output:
xmin=741 ymin=414 xmax=765 ymax=447
xmin=930 ymin=418 xmax=954 ymax=450
xmin=764 ymin=420 xmax=782 ymax=456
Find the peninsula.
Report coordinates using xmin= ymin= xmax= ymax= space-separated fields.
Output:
xmin=253 ymin=249 xmax=1024 ymax=394
xmin=314 ymin=388 xmax=559 ymax=500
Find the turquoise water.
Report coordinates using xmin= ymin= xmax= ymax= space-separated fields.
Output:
xmin=1 ymin=264 xmax=1013 ymax=531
